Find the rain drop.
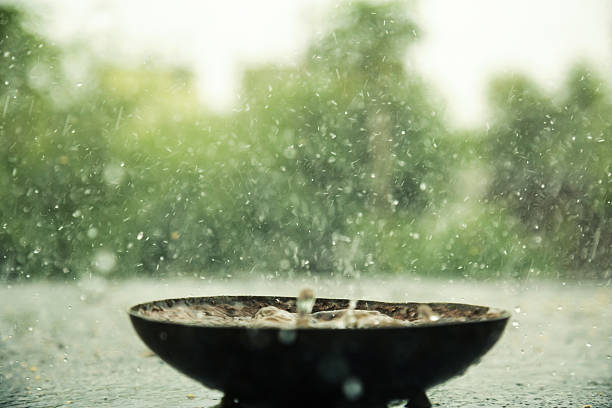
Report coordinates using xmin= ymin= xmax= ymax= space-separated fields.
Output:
xmin=342 ymin=377 xmax=363 ymax=401
xmin=93 ymin=250 xmax=116 ymax=273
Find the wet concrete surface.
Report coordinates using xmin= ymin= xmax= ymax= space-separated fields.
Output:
xmin=0 ymin=277 xmax=610 ymax=407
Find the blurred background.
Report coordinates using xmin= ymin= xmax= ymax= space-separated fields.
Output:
xmin=1 ymin=0 xmax=610 ymax=282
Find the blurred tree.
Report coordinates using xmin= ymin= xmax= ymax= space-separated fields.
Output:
xmin=0 ymin=5 xmax=215 ymax=279
xmin=486 ymin=67 xmax=611 ymax=277
xmin=230 ymin=2 xmax=449 ymax=275
xmin=3 ymin=1 xmax=608 ymax=281
xmin=0 ymin=6 xmax=68 ymax=279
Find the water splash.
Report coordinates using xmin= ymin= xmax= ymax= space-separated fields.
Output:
xmin=297 ymin=288 xmax=316 ymax=315
xmin=417 ymin=304 xmax=440 ymax=322
xmin=296 ymin=288 xmax=315 ymax=327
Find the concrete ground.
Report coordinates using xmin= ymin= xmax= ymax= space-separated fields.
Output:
xmin=0 ymin=277 xmax=610 ymax=407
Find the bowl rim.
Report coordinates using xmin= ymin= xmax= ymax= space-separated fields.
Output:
xmin=128 ymin=295 xmax=511 ymax=331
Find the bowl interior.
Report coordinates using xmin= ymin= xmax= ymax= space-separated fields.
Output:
xmin=130 ymin=295 xmax=507 ymax=327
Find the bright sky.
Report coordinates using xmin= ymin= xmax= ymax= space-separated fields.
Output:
xmin=413 ymin=0 xmax=612 ymax=126
xmin=15 ymin=0 xmax=612 ymax=128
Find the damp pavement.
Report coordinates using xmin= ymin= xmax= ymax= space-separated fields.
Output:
xmin=0 ymin=277 xmax=610 ymax=408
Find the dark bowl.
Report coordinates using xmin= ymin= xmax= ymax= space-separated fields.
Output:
xmin=129 ymin=296 xmax=509 ymax=408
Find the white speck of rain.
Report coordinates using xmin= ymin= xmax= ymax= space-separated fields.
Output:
xmin=278 ymin=329 xmax=297 ymax=344
xmin=103 ymin=163 xmax=125 ymax=185
xmin=87 ymin=227 xmax=98 ymax=239
xmin=342 ymin=377 xmax=363 ymax=400
xmin=93 ymin=250 xmax=116 ymax=274
xmin=283 ymin=145 xmax=296 ymax=159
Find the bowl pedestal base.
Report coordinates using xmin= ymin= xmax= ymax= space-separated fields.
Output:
xmin=218 ymin=389 xmax=431 ymax=408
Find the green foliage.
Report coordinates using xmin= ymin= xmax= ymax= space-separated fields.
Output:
xmin=485 ymin=67 xmax=611 ymax=276
xmin=0 ymin=2 xmax=609 ymax=281
xmin=229 ymin=3 xmax=448 ymax=274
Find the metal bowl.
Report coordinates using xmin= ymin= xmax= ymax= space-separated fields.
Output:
xmin=129 ymin=296 xmax=509 ymax=408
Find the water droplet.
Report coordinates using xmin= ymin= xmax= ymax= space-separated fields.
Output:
xmin=297 ymin=288 xmax=315 ymax=316
xmin=93 ymin=250 xmax=116 ymax=273
xmin=75 ymin=82 xmax=83 ymax=88
xmin=343 ymin=377 xmax=363 ymax=401
xmin=103 ymin=163 xmax=125 ymax=185
xmin=417 ymin=304 xmax=440 ymax=322
xmin=283 ymin=145 xmax=296 ymax=159
xmin=87 ymin=227 xmax=98 ymax=239
xmin=137 ymin=231 xmax=144 ymax=240
xmin=278 ymin=329 xmax=297 ymax=344
xmin=512 ymin=321 xmax=520 ymax=328
xmin=514 ymin=306 xmax=521 ymax=313
xmin=419 ymin=182 xmax=427 ymax=191
xmin=343 ymin=299 xmax=358 ymax=327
